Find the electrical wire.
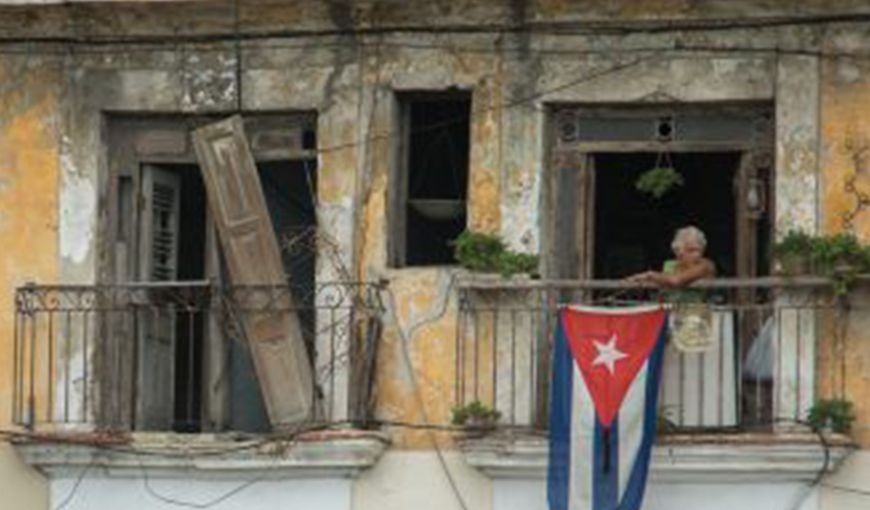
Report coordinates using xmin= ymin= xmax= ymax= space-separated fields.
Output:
xmin=312 ymin=54 xmax=654 ymax=157
xmin=8 ymin=412 xmax=870 ymax=510
xmin=4 ymin=33 xmax=870 ymax=62
xmin=0 ymin=34 xmax=866 ymax=174
xmin=52 ymin=460 xmax=94 ymax=510
xmin=3 ymin=12 xmax=870 ymax=46
xmin=136 ymin=448 xmax=267 ymax=509
xmin=380 ymin=274 xmax=471 ymax=510
xmin=820 ymin=482 xmax=870 ymax=497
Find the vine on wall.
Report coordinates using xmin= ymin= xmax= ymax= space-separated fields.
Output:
xmin=840 ymin=133 xmax=870 ymax=231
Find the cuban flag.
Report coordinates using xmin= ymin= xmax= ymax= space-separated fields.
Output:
xmin=548 ymin=304 xmax=667 ymax=510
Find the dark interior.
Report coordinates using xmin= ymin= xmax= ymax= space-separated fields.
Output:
xmin=593 ymin=152 xmax=741 ymax=279
xmin=404 ymin=94 xmax=470 ymax=266
xmin=149 ymin=159 xmax=317 ymax=433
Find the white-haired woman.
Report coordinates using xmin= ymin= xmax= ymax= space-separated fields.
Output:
xmin=629 ymin=225 xmax=715 ymax=288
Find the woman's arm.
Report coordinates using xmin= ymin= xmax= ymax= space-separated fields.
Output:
xmin=649 ymin=259 xmax=715 ymax=287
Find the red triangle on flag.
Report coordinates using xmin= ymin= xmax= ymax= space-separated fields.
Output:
xmin=561 ymin=306 xmax=665 ymax=429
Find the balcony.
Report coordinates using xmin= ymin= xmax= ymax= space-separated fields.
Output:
xmin=453 ymin=276 xmax=859 ymax=484
xmin=454 ymin=276 xmax=857 ymax=434
xmin=12 ymin=281 xmax=384 ymax=433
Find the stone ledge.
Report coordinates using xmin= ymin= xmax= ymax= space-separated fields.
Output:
xmin=14 ymin=430 xmax=390 ymax=479
xmin=460 ymin=433 xmax=855 ymax=482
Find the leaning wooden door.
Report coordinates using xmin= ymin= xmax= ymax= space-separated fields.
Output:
xmin=136 ymin=164 xmax=181 ymax=429
xmin=193 ymin=115 xmax=314 ymax=427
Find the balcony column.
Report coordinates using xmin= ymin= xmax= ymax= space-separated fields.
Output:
xmin=773 ymin=53 xmax=821 ymax=432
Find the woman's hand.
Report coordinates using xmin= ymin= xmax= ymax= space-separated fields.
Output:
xmin=626 ymin=270 xmax=658 ymax=284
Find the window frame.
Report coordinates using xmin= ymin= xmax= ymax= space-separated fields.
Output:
xmin=103 ymin=113 xmax=318 ymax=432
xmin=388 ymin=90 xmax=473 ymax=268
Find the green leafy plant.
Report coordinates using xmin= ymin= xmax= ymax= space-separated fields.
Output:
xmin=498 ymin=251 xmax=540 ymax=277
xmin=774 ymin=231 xmax=870 ymax=295
xmin=807 ymin=398 xmax=855 ymax=434
xmin=452 ymin=230 xmax=540 ymax=277
xmin=813 ymin=232 xmax=866 ymax=273
xmin=774 ymin=230 xmax=817 ymax=275
xmin=812 ymin=233 xmax=870 ymax=296
xmin=635 ymin=166 xmax=684 ymax=199
xmin=452 ymin=231 xmax=505 ymax=272
xmin=450 ymin=400 xmax=501 ymax=427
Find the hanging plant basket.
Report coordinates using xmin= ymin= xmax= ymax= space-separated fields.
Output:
xmin=635 ymin=147 xmax=683 ymax=199
xmin=635 ymin=166 xmax=684 ymax=198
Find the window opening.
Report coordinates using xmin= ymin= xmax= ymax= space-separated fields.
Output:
xmin=396 ymin=92 xmax=471 ymax=266
xmin=591 ymin=151 xmax=772 ymax=430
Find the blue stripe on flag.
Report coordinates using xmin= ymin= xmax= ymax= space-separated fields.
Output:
xmin=547 ymin=320 xmax=573 ymax=510
xmin=617 ymin=322 xmax=667 ymax=510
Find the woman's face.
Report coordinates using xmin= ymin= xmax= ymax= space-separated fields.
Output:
xmin=677 ymin=240 xmax=704 ymax=264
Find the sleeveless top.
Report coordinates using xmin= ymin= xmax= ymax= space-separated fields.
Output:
xmin=661 ymin=259 xmax=706 ymax=303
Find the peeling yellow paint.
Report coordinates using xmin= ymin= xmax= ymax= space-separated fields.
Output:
xmin=467 ymin=77 xmax=503 ymax=234
xmin=820 ymin=59 xmax=870 ymax=446
xmin=376 ymin=269 xmax=460 ymax=448
xmin=0 ymin=59 xmax=60 ymax=428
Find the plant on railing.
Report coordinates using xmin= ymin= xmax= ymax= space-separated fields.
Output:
xmin=807 ymin=398 xmax=855 ymax=434
xmin=450 ymin=400 xmax=501 ymax=430
xmin=452 ymin=230 xmax=539 ymax=277
xmin=813 ymin=233 xmax=870 ymax=296
xmin=773 ymin=230 xmax=817 ymax=275
xmin=774 ymin=230 xmax=870 ymax=295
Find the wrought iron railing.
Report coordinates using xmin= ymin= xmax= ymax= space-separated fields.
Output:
xmin=455 ymin=277 xmax=853 ymax=433
xmin=12 ymin=281 xmax=384 ymax=432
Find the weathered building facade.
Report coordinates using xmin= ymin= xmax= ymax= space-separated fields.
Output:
xmin=2 ymin=1 xmax=870 ymax=509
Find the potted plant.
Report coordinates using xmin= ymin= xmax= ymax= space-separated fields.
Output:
xmin=497 ymin=251 xmax=540 ymax=278
xmin=812 ymin=233 xmax=870 ymax=296
xmin=452 ymin=230 xmax=540 ymax=278
xmin=450 ymin=400 xmax=501 ymax=435
xmin=773 ymin=230 xmax=817 ymax=275
xmin=452 ymin=231 xmax=505 ymax=273
xmin=807 ymin=398 xmax=855 ymax=434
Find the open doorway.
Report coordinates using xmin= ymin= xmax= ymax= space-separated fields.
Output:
xmin=593 ymin=152 xmax=743 ymax=279
xmin=135 ymin=159 xmax=317 ymax=433
xmin=546 ymin=104 xmax=775 ymax=429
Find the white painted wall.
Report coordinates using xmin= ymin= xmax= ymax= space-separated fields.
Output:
xmin=819 ymin=451 xmax=870 ymax=510
xmin=491 ymin=478 xmax=821 ymax=510
xmin=353 ymin=451 xmax=491 ymax=510
xmin=49 ymin=472 xmax=351 ymax=510
xmin=28 ymin=448 xmax=870 ymax=510
xmin=0 ymin=444 xmax=48 ymax=510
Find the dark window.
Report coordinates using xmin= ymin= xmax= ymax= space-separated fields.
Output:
xmin=392 ymin=91 xmax=471 ymax=266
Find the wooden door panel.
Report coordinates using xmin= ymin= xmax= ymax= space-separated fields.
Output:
xmin=193 ymin=115 xmax=314 ymax=427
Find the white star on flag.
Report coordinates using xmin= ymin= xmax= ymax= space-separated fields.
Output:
xmin=592 ymin=334 xmax=629 ymax=375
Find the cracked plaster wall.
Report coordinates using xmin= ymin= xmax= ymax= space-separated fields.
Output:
xmin=0 ymin=54 xmax=61 ymax=510
xmin=818 ymin=26 xmax=870 ymax=448
xmin=0 ymin=55 xmax=61 ymax=428
xmin=3 ymin=0 xmax=870 ymax=454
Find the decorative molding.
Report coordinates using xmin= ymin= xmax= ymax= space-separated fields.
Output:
xmin=460 ymin=434 xmax=854 ymax=483
xmin=15 ymin=431 xmax=390 ymax=479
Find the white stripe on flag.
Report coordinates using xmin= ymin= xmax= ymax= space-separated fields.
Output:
xmin=569 ymin=362 xmax=595 ymax=510
xmin=618 ymin=362 xmax=649 ymax=501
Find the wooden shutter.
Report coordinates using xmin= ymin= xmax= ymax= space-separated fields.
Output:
xmin=136 ymin=164 xmax=181 ymax=429
xmin=192 ymin=115 xmax=314 ymax=427
xmin=550 ymin=150 xmax=595 ymax=281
